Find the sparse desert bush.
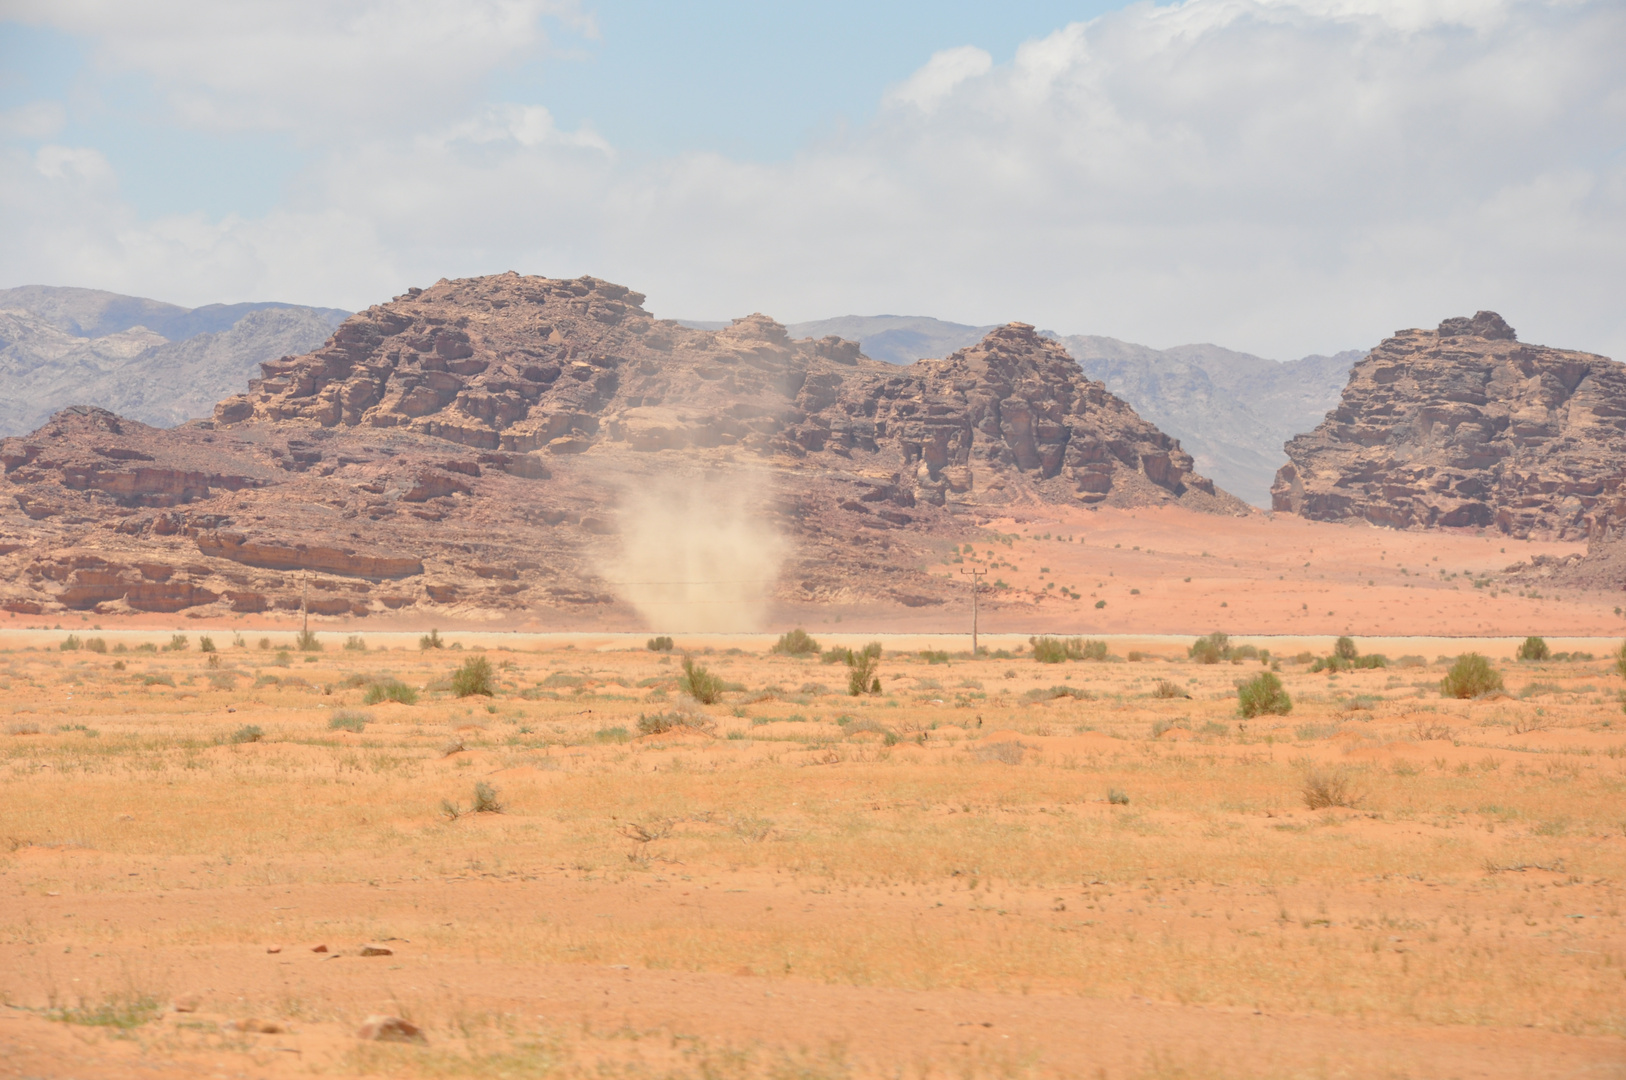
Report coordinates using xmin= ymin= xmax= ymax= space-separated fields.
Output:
xmin=1237 ymin=672 xmax=1292 ymax=717
xmin=1616 ymin=640 xmax=1626 ymax=678
xmin=1518 ymin=681 xmax=1563 ymax=700
xmin=84 ymin=637 xmax=106 ymax=653
xmin=594 ymin=726 xmax=629 ymax=743
xmin=143 ymin=674 xmax=175 ymax=687
xmin=420 ymin=629 xmax=444 ymax=650
xmin=821 ymin=648 xmax=851 ymax=665
xmin=1024 ymin=685 xmax=1093 ymax=702
xmin=451 ymin=656 xmax=495 ymax=698
xmin=973 ymin=740 xmax=1024 ymax=764
xmin=328 ymin=711 xmax=367 ymax=732
xmin=845 ymin=642 xmax=883 ymax=696
xmin=681 ymin=656 xmax=725 ymax=704
xmin=1302 ymin=766 xmax=1357 ymax=809
xmin=164 ymin=634 xmax=189 ymax=652
xmin=1440 ymin=653 xmax=1503 ymax=699
xmin=229 ymin=724 xmax=263 ymax=744
xmin=343 ymin=635 xmax=367 ymax=652
xmin=1151 ymin=718 xmax=1189 ymax=737
xmin=1153 ymin=679 xmax=1189 ymax=699
xmin=199 ymin=635 xmax=216 ymax=653
xmin=364 ymin=679 xmax=418 ymax=705
xmin=1031 ymin=636 xmax=1108 ymax=663
xmin=770 ymin=629 xmax=820 ymax=656
xmin=919 ymin=649 xmax=950 ymax=664
xmin=295 ymin=629 xmax=321 ymax=652
xmin=46 ymin=993 xmax=164 ymax=1030
xmin=637 ymin=711 xmax=681 ymax=735
xmin=646 ymin=635 xmax=674 ymax=652
xmin=1031 ymin=636 xmax=1070 ymax=663
xmin=1108 ymin=788 xmax=1130 ymax=805
xmin=1516 ymin=636 xmax=1550 ymax=661
xmin=1127 ymin=650 xmax=1144 ymax=662
xmin=1309 ymin=636 xmax=1387 ymax=672
xmin=8 ymin=722 xmax=41 ymax=735
xmin=1189 ymin=632 xmax=1231 ymax=664
xmin=471 ymin=781 xmax=503 ymax=813
xmin=60 ymin=634 xmax=81 ymax=651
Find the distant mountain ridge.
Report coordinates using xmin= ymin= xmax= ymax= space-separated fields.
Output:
xmin=0 ymin=291 xmax=1360 ymax=503
xmin=0 ymin=286 xmax=349 ymax=436
xmin=779 ymin=313 xmax=1360 ymax=506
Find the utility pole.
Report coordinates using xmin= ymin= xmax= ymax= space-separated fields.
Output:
xmin=961 ymin=568 xmax=987 ymax=656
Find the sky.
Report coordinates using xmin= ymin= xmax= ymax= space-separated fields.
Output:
xmin=1 ymin=0 xmax=1623 ymax=361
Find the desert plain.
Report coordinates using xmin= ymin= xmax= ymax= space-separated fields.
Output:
xmin=2 ymin=510 xmax=1624 ymax=1080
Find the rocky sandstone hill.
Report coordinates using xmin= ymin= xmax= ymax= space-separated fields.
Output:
xmin=1272 ymin=312 xmax=1626 ymax=540
xmin=0 ymin=273 xmax=1242 ymax=625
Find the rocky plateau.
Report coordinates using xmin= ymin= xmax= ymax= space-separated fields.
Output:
xmin=1273 ymin=311 xmax=1626 ymax=543
xmin=0 ymin=272 xmax=1243 ymax=625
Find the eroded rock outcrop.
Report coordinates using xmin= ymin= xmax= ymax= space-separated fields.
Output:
xmin=0 ymin=274 xmax=1242 ymax=622
xmin=1272 ymin=312 xmax=1626 ymax=539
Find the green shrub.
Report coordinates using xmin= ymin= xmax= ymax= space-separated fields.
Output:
xmin=82 ymin=637 xmax=106 ymax=653
xmin=199 ymin=635 xmax=217 ymax=653
xmin=1189 ymin=632 xmax=1231 ymax=664
xmin=343 ymin=635 xmax=367 ymax=652
xmin=1616 ymin=640 xmax=1626 ymax=678
xmin=142 ymin=674 xmax=175 ymax=687
xmin=770 ymin=628 xmax=821 ymax=656
xmin=1030 ymin=636 xmax=1108 ymax=663
xmin=1440 ymin=653 xmax=1503 ymax=698
xmin=1516 ymin=636 xmax=1549 ymax=661
xmin=60 ymin=634 xmax=81 ymax=651
xmin=919 ymin=649 xmax=950 ymax=664
xmin=821 ymin=648 xmax=851 ymax=665
xmin=295 ymin=629 xmax=321 ymax=652
xmin=1237 ymin=672 xmax=1292 ymax=717
xmin=1031 ymin=636 xmax=1070 ymax=663
xmin=364 ymin=679 xmax=418 ymax=705
xmin=164 ymin=634 xmax=189 ymax=652
xmin=646 ymin=635 xmax=674 ymax=652
xmin=1153 ymin=679 xmax=1189 ymax=699
xmin=1108 ymin=788 xmax=1130 ymax=805
xmin=1333 ymin=635 xmax=1358 ymax=661
xmin=845 ymin=642 xmax=882 ymax=696
xmin=681 ymin=656 xmax=725 ymax=704
xmin=420 ymin=629 xmax=444 ymax=650
xmin=451 ymin=656 xmax=495 ymax=698
xmin=328 ymin=711 xmax=367 ymax=732
xmin=229 ymin=724 xmax=263 ymax=744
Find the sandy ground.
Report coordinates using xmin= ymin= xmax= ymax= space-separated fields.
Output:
xmin=2 ymin=627 xmax=1623 ymax=1078
xmin=4 ymin=506 xmax=1615 ymax=639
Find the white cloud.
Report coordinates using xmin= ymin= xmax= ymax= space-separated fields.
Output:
xmin=6 ymin=0 xmax=592 ymax=135
xmin=1 ymin=101 xmax=67 ymax=138
xmin=34 ymin=144 xmax=114 ymax=184
xmin=2 ymin=0 xmax=1623 ymax=364
xmin=885 ymin=46 xmax=992 ymax=111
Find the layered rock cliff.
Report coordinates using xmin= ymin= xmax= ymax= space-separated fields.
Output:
xmin=0 ymin=273 xmax=1242 ymax=624
xmin=1272 ymin=312 xmax=1626 ymax=540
